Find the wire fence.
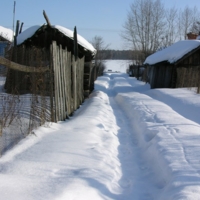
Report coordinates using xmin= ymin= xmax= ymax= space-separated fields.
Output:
xmin=0 ymin=45 xmax=52 ymax=154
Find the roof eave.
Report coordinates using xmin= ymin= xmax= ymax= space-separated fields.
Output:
xmin=174 ymin=45 xmax=200 ymax=66
xmin=144 ymin=60 xmax=169 ymax=66
xmin=18 ymin=25 xmax=96 ymax=55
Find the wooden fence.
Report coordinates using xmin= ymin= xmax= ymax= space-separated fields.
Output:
xmin=3 ymin=41 xmax=95 ymax=122
xmin=0 ymin=40 xmax=96 ymax=154
xmin=50 ymin=41 xmax=85 ymax=122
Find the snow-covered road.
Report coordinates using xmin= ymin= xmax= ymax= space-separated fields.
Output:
xmin=0 ymin=73 xmax=200 ymax=200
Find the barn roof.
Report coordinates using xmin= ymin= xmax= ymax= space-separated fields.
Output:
xmin=0 ymin=26 xmax=13 ymax=42
xmin=16 ymin=24 xmax=96 ymax=55
xmin=144 ymin=40 xmax=200 ymax=65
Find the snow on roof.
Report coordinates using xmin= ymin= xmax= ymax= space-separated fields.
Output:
xmin=17 ymin=25 xmax=41 ymax=45
xmin=0 ymin=26 xmax=13 ymax=42
xmin=17 ymin=25 xmax=96 ymax=54
xmin=144 ymin=40 xmax=200 ymax=65
xmin=54 ymin=25 xmax=96 ymax=54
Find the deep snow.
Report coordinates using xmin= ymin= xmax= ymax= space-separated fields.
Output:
xmin=0 ymin=61 xmax=200 ymax=199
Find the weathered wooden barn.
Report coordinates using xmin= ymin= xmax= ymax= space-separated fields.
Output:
xmin=2 ymin=20 xmax=97 ymax=122
xmin=144 ymin=40 xmax=200 ymax=91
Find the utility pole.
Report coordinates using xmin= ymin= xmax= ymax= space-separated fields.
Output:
xmin=12 ymin=1 xmax=16 ymax=41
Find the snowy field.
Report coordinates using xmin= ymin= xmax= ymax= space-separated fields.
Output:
xmin=104 ymin=60 xmax=133 ymax=73
xmin=0 ymin=60 xmax=200 ymax=199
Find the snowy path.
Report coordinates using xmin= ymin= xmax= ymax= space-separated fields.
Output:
xmin=1 ymin=73 xmax=200 ymax=199
xmin=108 ymin=96 xmax=153 ymax=198
xmin=0 ymin=73 xmax=156 ymax=200
xmin=97 ymin=73 xmax=200 ymax=199
xmin=102 ymin=77 xmax=158 ymax=199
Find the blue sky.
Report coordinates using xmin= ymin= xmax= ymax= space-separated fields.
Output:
xmin=1 ymin=0 xmax=200 ymax=50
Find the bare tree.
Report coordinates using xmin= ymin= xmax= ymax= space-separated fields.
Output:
xmin=161 ymin=8 xmax=178 ymax=47
xmin=191 ymin=21 xmax=200 ymax=34
xmin=190 ymin=7 xmax=200 ymax=34
xmin=122 ymin=1 xmax=200 ymax=61
xmin=91 ymin=36 xmax=109 ymax=76
xmin=121 ymin=0 xmax=165 ymax=60
xmin=178 ymin=6 xmax=199 ymax=39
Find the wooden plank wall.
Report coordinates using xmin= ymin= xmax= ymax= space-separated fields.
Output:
xmin=176 ymin=66 xmax=200 ymax=93
xmin=51 ymin=41 xmax=85 ymax=122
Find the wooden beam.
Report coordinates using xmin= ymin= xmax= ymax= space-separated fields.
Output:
xmin=19 ymin=22 xmax=24 ymax=34
xmin=74 ymin=26 xmax=78 ymax=61
xmin=14 ymin=20 xmax=20 ymax=46
xmin=0 ymin=56 xmax=49 ymax=73
xmin=43 ymin=10 xmax=52 ymax=27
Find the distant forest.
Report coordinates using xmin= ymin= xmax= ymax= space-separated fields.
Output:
xmin=100 ymin=50 xmax=133 ymax=60
xmin=99 ymin=50 xmax=144 ymax=63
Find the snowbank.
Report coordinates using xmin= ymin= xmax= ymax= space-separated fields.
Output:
xmin=1 ymin=69 xmax=200 ymax=199
xmin=112 ymin=76 xmax=200 ymax=199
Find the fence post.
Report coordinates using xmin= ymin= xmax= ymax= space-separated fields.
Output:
xmin=67 ymin=51 xmax=72 ymax=115
xmin=50 ymin=45 xmax=55 ymax=122
xmin=59 ymin=45 xmax=67 ymax=120
xmin=63 ymin=48 xmax=69 ymax=119
xmin=72 ymin=56 xmax=77 ymax=110
xmin=51 ymin=41 xmax=60 ymax=122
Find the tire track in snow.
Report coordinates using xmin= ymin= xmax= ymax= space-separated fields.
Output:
xmin=99 ymin=74 xmax=200 ymax=199
xmin=127 ymin=77 xmax=200 ymax=125
xmin=138 ymin=93 xmax=200 ymax=177
xmin=126 ymin=77 xmax=200 ymax=173
xmin=99 ymin=75 xmax=160 ymax=199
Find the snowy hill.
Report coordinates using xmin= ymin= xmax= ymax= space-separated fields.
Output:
xmin=0 ymin=60 xmax=200 ymax=199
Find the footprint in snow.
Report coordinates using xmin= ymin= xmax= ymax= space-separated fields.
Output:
xmin=97 ymin=123 xmax=109 ymax=132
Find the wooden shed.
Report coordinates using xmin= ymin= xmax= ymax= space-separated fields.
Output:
xmin=144 ymin=40 xmax=200 ymax=91
xmin=2 ymin=20 xmax=97 ymax=122
xmin=5 ymin=23 xmax=97 ymax=90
